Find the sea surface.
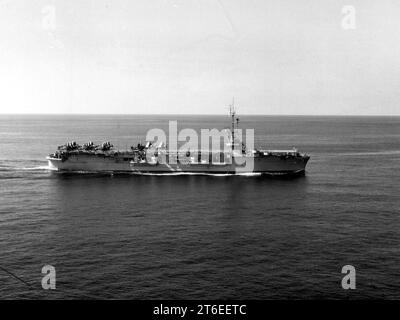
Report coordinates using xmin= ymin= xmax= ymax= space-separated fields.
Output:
xmin=0 ymin=115 xmax=399 ymax=299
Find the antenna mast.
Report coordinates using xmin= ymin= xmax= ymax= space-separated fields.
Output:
xmin=229 ymin=98 xmax=235 ymax=151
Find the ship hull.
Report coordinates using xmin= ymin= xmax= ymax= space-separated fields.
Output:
xmin=47 ymin=155 xmax=132 ymax=172
xmin=47 ymin=154 xmax=309 ymax=175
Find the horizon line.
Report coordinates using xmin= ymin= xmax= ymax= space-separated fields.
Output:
xmin=0 ymin=113 xmax=399 ymax=117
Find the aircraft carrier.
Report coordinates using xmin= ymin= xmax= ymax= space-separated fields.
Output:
xmin=47 ymin=108 xmax=310 ymax=175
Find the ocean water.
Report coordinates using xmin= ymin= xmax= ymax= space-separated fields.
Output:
xmin=0 ymin=115 xmax=399 ymax=299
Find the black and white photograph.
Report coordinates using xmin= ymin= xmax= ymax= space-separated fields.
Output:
xmin=0 ymin=0 xmax=399 ymax=314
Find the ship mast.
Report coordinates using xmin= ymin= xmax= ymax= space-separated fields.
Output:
xmin=229 ymin=98 xmax=235 ymax=151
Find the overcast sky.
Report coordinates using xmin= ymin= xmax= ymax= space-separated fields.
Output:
xmin=0 ymin=0 xmax=399 ymax=115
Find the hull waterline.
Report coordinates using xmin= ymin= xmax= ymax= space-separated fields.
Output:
xmin=47 ymin=154 xmax=310 ymax=175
